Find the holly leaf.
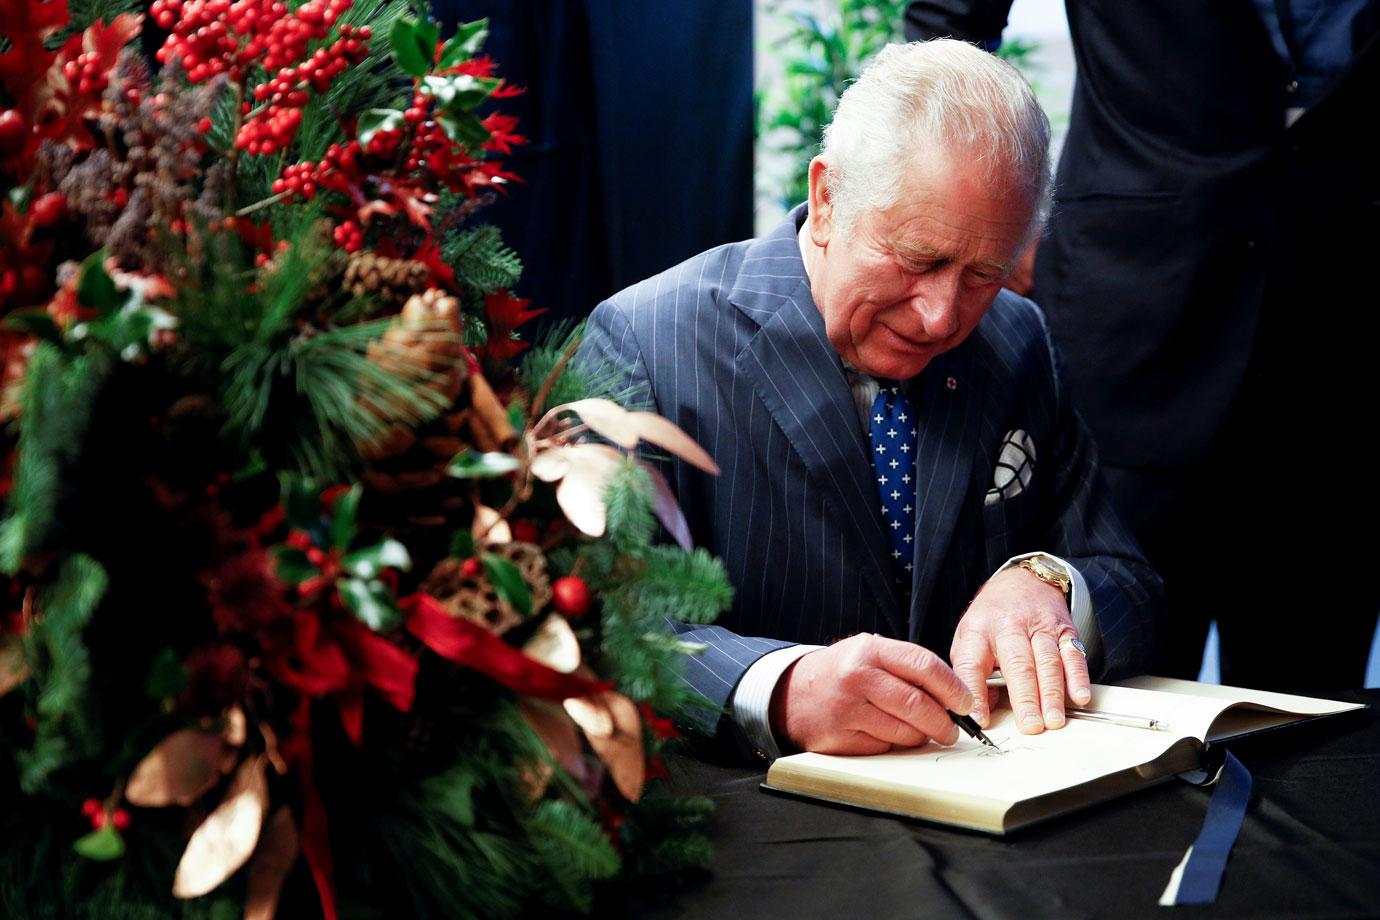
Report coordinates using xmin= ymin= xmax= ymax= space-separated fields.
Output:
xmin=339 ymin=577 xmax=403 ymax=631
xmin=447 ymin=450 xmax=521 ymax=479
xmin=278 ymin=474 xmax=321 ymax=531
xmin=436 ymin=112 xmax=491 ymax=150
xmin=481 ymin=553 xmax=531 ymax=617
xmin=388 ymin=18 xmax=431 ymax=78
xmin=76 ymin=251 xmax=118 ymax=314
xmin=421 ymin=74 xmax=498 ymax=113
xmin=343 ymin=539 xmax=411 ymax=579
xmin=273 ymin=547 xmax=316 ymax=586
xmin=3 ymin=309 xmax=63 ymax=344
xmin=357 ymin=108 xmax=405 ymax=148
xmin=73 ymin=826 xmax=125 ymax=861
xmin=438 ymin=19 xmax=489 ymax=69
xmin=329 ymin=484 xmax=362 ymax=550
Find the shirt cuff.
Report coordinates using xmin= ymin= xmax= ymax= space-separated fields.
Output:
xmin=728 ymin=644 xmax=822 ymax=764
xmin=996 ymin=552 xmax=1102 ymax=673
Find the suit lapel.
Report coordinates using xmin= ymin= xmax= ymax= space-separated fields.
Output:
xmin=728 ymin=211 xmax=904 ymax=636
xmin=906 ymin=344 xmax=986 ymax=642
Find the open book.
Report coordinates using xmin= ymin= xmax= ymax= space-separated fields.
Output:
xmin=762 ymin=676 xmax=1365 ymax=835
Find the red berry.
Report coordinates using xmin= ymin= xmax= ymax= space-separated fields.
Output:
xmin=81 ymin=797 xmax=102 ymax=818
xmin=0 ymin=109 xmax=27 ymax=157
xmin=552 ymin=576 xmax=592 ymax=618
xmin=460 ymin=557 xmax=483 ymax=579
xmin=511 ymin=520 xmax=540 ymax=544
xmin=90 ymin=810 xmax=106 ymax=829
xmin=29 ymin=192 xmax=66 ymax=228
xmin=112 ymin=808 xmax=131 ymax=830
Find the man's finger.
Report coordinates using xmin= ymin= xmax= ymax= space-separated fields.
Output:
xmin=948 ymin=632 xmax=995 ymax=726
xmin=853 ymin=703 xmax=933 ymax=749
xmin=993 ymin=630 xmax=1044 ymax=734
xmin=862 ymin=670 xmax=959 ymax=745
xmin=873 ymin=639 xmax=972 ymax=715
xmin=1029 ymin=631 xmax=1066 ymax=728
xmin=1059 ymin=631 xmax=1092 ymax=706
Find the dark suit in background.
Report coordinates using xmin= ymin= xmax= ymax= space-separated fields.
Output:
xmin=906 ymin=1 xmax=1380 ymax=689
xmin=579 ymin=207 xmax=1162 ymax=737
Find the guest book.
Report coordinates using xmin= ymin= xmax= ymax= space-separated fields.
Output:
xmin=762 ymin=677 xmax=1364 ymax=834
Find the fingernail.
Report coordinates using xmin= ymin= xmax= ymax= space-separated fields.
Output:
xmin=1044 ymin=708 xmax=1065 ymax=728
xmin=946 ymin=725 xmax=960 ymax=745
xmin=958 ymin=690 xmax=974 ymax=714
xmin=1073 ymin=687 xmax=1091 ymax=705
xmin=974 ymin=708 xmax=988 ymax=728
xmin=1020 ymin=712 xmax=1043 ymax=731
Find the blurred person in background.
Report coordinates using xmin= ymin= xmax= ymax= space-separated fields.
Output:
xmin=906 ymin=1 xmax=1380 ymax=691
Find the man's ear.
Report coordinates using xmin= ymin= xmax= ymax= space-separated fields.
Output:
xmin=806 ymin=156 xmax=835 ymax=248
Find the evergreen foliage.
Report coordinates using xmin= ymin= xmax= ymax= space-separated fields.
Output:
xmin=0 ymin=345 xmax=112 ymax=574
xmin=529 ymin=799 xmax=621 ymax=912
xmin=17 ymin=554 xmax=108 ymax=792
xmin=443 ymin=224 xmax=523 ymax=298
xmin=518 ymin=322 xmax=628 ymax=414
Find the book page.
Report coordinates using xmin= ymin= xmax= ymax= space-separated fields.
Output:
xmin=775 ymin=696 xmax=1184 ymax=807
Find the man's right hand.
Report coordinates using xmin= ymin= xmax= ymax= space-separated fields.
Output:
xmin=767 ymin=634 xmax=974 ymax=755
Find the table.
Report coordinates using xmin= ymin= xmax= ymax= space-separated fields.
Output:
xmin=630 ymin=690 xmax=1379 ymax=919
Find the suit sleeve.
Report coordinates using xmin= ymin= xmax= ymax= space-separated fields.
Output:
xmin=1032 ymin=311 xmax=1166 ymax=680
xmin=903 ymin=0 xmax=1013 ymax=48
xmin=577 ymin=300 xmax=797 ymax=738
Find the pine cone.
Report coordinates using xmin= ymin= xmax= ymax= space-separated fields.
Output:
xmin=342 ymin=252 xmax=431 ymax=311
xmin=418 ymin=541 xmax=551 ymax=636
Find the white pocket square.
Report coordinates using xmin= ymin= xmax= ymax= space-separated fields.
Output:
xmin=985 ymin=429 xmax=1035 ymax=506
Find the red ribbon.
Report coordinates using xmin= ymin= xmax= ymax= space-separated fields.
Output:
xmin=401 ymin=593 xmax=606 ymax=699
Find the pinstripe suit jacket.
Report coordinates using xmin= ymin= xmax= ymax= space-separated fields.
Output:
xmin=579 ymin=206 xmax=1163 ymax=737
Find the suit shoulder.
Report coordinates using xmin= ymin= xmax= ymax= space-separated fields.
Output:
xmin=600 ymin=239 xmax=751 ymax=327
xmin=975 ymin=290 xmax=1058 ymax=369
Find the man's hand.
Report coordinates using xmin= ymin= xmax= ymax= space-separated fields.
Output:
xmin=951 ymin=566 xmax=1091 ymax=734
xmin=768 ymin=634 xmax=973 ymax=755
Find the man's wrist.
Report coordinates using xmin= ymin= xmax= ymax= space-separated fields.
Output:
xmin=995 ymin=552 xmax=1101 ymax=670
xmin=728 ymin=644 xmax=821 ymax=763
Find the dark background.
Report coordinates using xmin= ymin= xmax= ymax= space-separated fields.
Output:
xmin=428 ymin=0 xmax=756 ymax=328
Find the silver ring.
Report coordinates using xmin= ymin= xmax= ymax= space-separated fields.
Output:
xmin=1059 ymin=636 xmax=1086 ymax=656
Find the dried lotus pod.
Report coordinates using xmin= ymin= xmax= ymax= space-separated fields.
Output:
xmin=418 ymin=540 xmax=551 ymax=636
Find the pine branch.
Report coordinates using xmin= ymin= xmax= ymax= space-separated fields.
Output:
xmin=50 ymin=0 xmax=141 ymax=45
xmin=602 ymin=461 xmax=657 ymax=556
xmin=17 ymin=554 xmax=108 ymax=792
xmin=627 ymin=547 xmax=735 ymax=625
xmin=518 ymin=321 xmax=629 ymax=413
xmin=442 ymin=224 xmax=523 ymax=297
xmin=0 ymin=344 xmax=112 ymax=574
xmin=528 ymin=800 xmax=621 ymax=912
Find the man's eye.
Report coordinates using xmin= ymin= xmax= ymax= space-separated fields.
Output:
xmin=903 ymin=259 xmax=938 ymax=274
xmin=967 ymin=269 xmax=1001 ymax=286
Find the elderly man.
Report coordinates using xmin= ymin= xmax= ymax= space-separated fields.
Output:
xmin=578 ymin=39 xmax=1162 ymax=761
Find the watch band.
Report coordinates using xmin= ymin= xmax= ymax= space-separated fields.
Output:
xmin=1016 ymin=556 xmax=1072 ymax=598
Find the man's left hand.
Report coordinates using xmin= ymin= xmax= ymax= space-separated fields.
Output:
xmin=950 ymin=566 xmax=1091 ymax=733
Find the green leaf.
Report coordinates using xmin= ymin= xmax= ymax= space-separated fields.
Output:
xmin=357 ymin=108 xmax=405 ymax=148
xmin=481 ymin=553 xmax=530 ymax=617
xmin=73 ymin=827 xmax=124 ymax=861
xmin=279 ymin=474 xmax=321 ymax=531
xmin=330 ymin=483 xmax=363 ymax=550
xmin=438 ymin=18 xmax=488 ymax=68
xmin=144 ymin=648 xmax=189 ymax=700
xmin=389 ymin=18 xmax=431 ymax=77
xmin=3 ymin=309 xmax=64 ymax=344
xmin=447 ymin=450 xmax=521 ymax=479
xmin=76 ymin=251 xmax=118 ymax=314
xmin=273 ymin=547 xmax=317 ymax=585
xmin=343 ymin=538 xmax=411 ymax=579
xmin=448 ymin=529 xmax=475 ymax=559
xmin=421 ymin=74 xmax=497 ymax=113
xmin=436 ymin=112 xmax=490 ymax=149
xmin=339 ymin=577 xmax=403 ymax=631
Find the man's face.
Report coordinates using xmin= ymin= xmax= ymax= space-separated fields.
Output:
xmin=805 ymin=153 xmax=1033 ymax=380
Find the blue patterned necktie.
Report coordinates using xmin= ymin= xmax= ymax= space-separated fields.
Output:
xmin=869 ymin=383 xmax=918 ymax=592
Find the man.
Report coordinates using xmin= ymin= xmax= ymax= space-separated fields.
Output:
xmin=905 ymin=3 xmax=1380 ymax=690
xmin=578 ymin=40 xmax=1162 ymax=760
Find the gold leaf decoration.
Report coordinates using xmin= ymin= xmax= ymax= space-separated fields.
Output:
xmin=563 ymin=695 xmax=614 ymax=739
xmin=126 ymin=726 xmax=235 ymax=807
xmin=0 ymin=634 xmax=28 ymax=698
xmin=244 ymin=806 xmax=300 ymax=920
xmin=554 ymin=444 xmax=625 ymax=538
xmin=522 ymin=614 xmax=581 ymax=674
xmin=518 ymin=699 xmax=585 ymax=801
xmin=472 ymin=503 xmax=512 ymax=544
xmin=172 ymin=755 xmax=269 ymax=899
xmin=580 ymin=691 xmax=645 ymax=803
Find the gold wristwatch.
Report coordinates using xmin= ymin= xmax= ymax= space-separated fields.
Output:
xmin=1015 ymin=555 xmax=1072 ymax=599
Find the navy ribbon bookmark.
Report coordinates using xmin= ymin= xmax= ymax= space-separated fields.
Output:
xmin=1160 ymin=751 xmax=1253 ymax=906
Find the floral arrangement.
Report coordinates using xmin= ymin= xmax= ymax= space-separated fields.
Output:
xmin=0 ymin=1 xmax=730 ymax=916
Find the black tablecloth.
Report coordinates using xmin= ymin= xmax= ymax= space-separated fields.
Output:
xmin=630 ymin=690 xmax=1380 ymax=920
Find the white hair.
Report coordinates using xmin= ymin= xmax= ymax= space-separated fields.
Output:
xmin=820 ymin=39 xmax=1052 ymax=239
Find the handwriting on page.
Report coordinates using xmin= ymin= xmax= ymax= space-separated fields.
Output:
xmin=931 ymin=735 xmax=1041 ymax=762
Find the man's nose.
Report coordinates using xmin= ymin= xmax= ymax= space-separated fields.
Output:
xmin=910 ymin=271 xmax=962 ymax=339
